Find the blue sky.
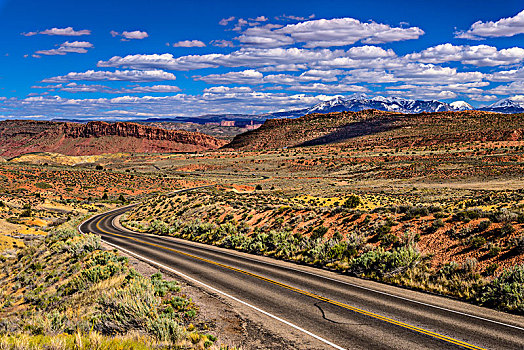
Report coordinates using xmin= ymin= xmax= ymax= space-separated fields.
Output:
xmin=0 ymin=0 xmax=523 ymax=120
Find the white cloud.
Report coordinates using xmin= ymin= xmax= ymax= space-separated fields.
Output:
xmin=42 ymin=69 xmax=176 ymax=83
xmin=211 ymin=40 xmax=234 ymax=47
xmin=98 ymin=47 xmax=395 ymax=71
xmin=393 ymin=63 xmax=484 ymax=84
xmin=203 ymin=86 xmax=253 ymax=93
xmin=194 ymin=68 xmax=343 ymax=85
xmin=487 ymin=81 xmax=524 ymax=95
xmin=455 ymin=10 xmax=524 ymax=39
xmin=121 ymin=85 xmax=181 ymax=93
xmin=233 ymin=18 xmax=248 ymax=31
xmin=172 ymin=40 xmax=206 ymax=47
xmin=194 ymin=69 xmax=264 ymax=84
xmin=276 ymin=14 xmax=316 ymax=22
xmin=485 ymin=66 xmax=524 ymax=82
xmin=21 ymin=27 xmax=90 ymax=36
xmin=111 ymin=30 xmax=149 ymax=40
xmin=52 ymin=83 xmax=182 ymax=94
xmin=467 ymin=94 xmax=499 ymax=102
xmin=343 ymin=69 xmax=398 ymax=83
xmin=510 ymin=95 xmax=524 ymax=102
xmin=251 ymin=16 xmax=268 ymax=22
xmin=237 ymin=17 xmax=424 ymax=48
xmin=285 ymin=83 xmax=369 ymax=93
xmin=35 ymin=41 xmax=93 ymax=56
xmin=406 ymin=43 xmax=524 ymax=66
xmin=237 ymin=26 xmax=295 ymax=47
xmin=219 ymin=16 xmax=235 ymax=26
xmin=1 ymin=91 xmax=335 ymax=119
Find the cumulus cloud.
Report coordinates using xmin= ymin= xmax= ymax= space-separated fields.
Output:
xmin=487 ymin=81 xmax=524 ymax=95
xmin=285 ymin=83 xmax=369 ymax=93
xmin=42 ymin=69 xmax=176 ymax=83
xmin=251 ymin=16 xmax=268 ymax=22
xmin=203 ymin=86 xmax=253 ymax=93
xmin=0 ymin=91 xmax=332 ymax=119
xmin=393 ymin=63 xmax=484 ymax=84
xmin=172 ymin=40 xmax=206 ymax=47
xmin=111 ymin=30 xmax=149 ymax=40
xmin=52 ymin=83 xmax=181 ymax=94
xmin=485 ymin=66 xmax=524 ymax=82
xmin=219 ymin=16 xmax=235 ymax=26
xmin=21 ymin=27 xmax=90 ymax=36
xmin=237 ymin=26 xmax=294 ymax=47
xmin=211 ymin=40 xmax=234 ymax=47
xmin=233 ymin=18 xmax=249 ymax=31
xmin=275 ymin=14 xmax=316 ymax=22
xmin=455 ymin=10 xmax=524 ymax=39
xmin=35 ymin=41 xmax=93 ymax=56
xmin=98 ymin=46 xmax=396 ymax=71
xmin=343 ymin=69 xmax=398 ymax=83
xmin=193 ymin=68 xmax=344 ymax=85
xmin=238 ymin=17 xmax=424 ymax=48
xmin=406 ymin=43 xmax=524 ymax=66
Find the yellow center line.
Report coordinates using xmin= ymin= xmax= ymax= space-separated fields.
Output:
xmin=94 ymin=215 xmax=486 ymax=350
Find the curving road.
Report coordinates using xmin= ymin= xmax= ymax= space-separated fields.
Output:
xmin=79 ymin=190 xmax=524 ymax=350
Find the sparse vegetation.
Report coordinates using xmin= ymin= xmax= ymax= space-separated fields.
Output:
xmin=0 ymin=219 xmax=222 ymax=349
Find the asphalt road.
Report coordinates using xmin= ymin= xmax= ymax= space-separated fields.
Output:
xmin=79 ymin=199 xmax=524 ymax=349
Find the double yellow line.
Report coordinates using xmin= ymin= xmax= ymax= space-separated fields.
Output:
xmin=95 ymin=215 xmax=486 ymax=350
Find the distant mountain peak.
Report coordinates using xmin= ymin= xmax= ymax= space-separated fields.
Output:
xmin=450 ymin=101 xmax=473 ymax=111
xmin=480 ymin=97 xmax=524 ymax=113
xmin=306 ymin=95 xmax=453 ymax=114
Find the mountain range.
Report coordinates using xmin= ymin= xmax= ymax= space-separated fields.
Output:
xmin=269 ymin=95 xmax=524 ymax=118
xmin=137 ymin=96 xmax=524 ymax=123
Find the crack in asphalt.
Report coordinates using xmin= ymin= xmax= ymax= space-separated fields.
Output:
xmin=314 ymin=301 xmax=369 ymax=326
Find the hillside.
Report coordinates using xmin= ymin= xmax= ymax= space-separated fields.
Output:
xmin=0 ymin=120 xmax=227 ymax=158
xmin=225 ymin=110 xmax=524 ymax=150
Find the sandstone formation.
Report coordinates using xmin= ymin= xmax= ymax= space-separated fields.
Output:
xmin=0 ymin=120 xmax=227 ymax=158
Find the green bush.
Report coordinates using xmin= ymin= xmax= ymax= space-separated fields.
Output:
xmin=469 ymin=236 xmax=486 ymax=249
xmin=148 ymin=316 xmax=184 ymax=344
xmin=478 ymin=264 xmax=524 ymax=313
xmin=343 ymin=195 xmax=362 ymax=209
xmin=35 ymin=182 xmax=52 ymax=189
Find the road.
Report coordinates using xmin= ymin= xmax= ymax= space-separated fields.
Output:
xmin=79 ymin=195 xmax=524 ymax=349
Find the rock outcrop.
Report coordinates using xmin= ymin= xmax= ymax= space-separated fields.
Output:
xmin=0 ymin=120 xmax=226 ymax=158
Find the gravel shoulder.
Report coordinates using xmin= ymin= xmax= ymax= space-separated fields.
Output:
xmin=101 ymin=241 xmax=329 ymax=349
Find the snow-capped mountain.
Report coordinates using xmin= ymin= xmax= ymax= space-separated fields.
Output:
xmin=481 ymin=98 xmax=524 ymax=114
xmin=450 ymin=101 xmax=473 ymax=111
xmin=306 ymin=95 xmax=454 ymax=114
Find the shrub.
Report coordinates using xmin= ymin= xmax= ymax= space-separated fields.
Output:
xmin=151 ymin=272 xmax=179 ymax=296
xmin=469 ymin=236 xmax=486 ymax=249
xmin=35 ymin=182 xmax=52 ymax=189
xmin=487 ymin=244 xmax=502 ymax=258
xmin=475 ymin=220 xmax=491 ymax=233
xmin=148 ymin=316 xmax=184 ymax=344
xmin=310 ymin=225 xmax=328 ymax=240
xmin=485 ymin=263 xmax=499 ymax=276
xmin=500 ymin=223 xmax=516 ymax=237
xmin=517 ymin=236 xmax=524 ymax=254
xmin=96 ymin=273 xmax=159 ymax=334
xmin=478 ymin=264 xmax=524 ymax=313
xmin=343 ymin=195 xmax=362 ymax=209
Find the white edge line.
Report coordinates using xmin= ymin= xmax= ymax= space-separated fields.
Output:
xmin=78 ymin=194 xmax=524 ymax=333
xmin=101 ymin=239 xmax=347 ymax=350
xmin=110 ymin=223 xmax=524 ymax=333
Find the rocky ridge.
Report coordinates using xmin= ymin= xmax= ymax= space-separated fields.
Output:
xmin=0 ymin=120 xmax=226 ymax=158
